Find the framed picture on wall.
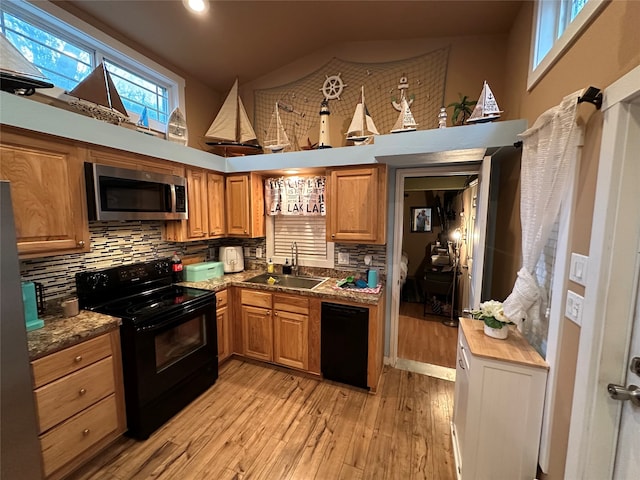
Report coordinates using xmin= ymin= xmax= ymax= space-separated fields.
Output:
xmin=410 ymin=207 xmax=432 ymax=232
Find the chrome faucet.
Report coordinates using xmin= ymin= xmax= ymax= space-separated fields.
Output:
xmin=291 ymin=241 xmax=299 ymax=276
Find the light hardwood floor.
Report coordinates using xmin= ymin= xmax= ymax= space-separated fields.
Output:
xmin=68 ymin=359 xmax=456 ymax=480
xmin=398 ymin=301 xmax=458 ymax=369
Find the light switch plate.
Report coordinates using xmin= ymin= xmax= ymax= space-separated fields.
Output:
xmin=565 ymin=290 xmax=584 ymax=325
xmin=569 ymin=252 xmax=589 ymax=286
xmin=256 ymin=247 xmax=262 ymax=259
xmin=338 ymin=252 xmax=350 ymax=265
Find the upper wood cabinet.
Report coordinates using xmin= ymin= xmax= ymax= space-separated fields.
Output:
xmin=326 ymin=164 xmax=387 ymax=244
xmin=164 ymin=168 xmax=226 ymax=242
xmin=0 ymin=127 xmax=90 ymax=258
xmin=225 ymin=173 xmax=264 ymax=238
xmin=87 ymin=146 xmax=185 ymax=176
xmin=207 ymin=172 xmax=226 ymax=237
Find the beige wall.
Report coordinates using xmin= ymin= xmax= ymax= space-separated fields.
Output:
xmin=240 ymin=34 xmax=510 ymax=131
xmin=503 ymin=2 xmax=640 ymax=478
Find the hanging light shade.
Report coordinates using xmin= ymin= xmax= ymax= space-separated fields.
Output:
xmin=0 ymin=32 xmax=53 ymax=95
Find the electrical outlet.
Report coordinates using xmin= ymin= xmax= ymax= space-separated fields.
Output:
xmin=244 ymin=247 xmax=251 ymax=257
xmin=569 ymin=253 xmax=589 ymax=286
xmin=338 ymin=252 xmax=350 ymax=265
xmin=364 ymin=255 xmax=372 ymax=266
xmin=565 ymin=290 xmax=584 ymax=325
xmin=256 ymin=247 xmax=262 ymax=259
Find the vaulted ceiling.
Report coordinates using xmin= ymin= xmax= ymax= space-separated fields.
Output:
xmin=54 ymin=1 xmax=524 ymax=92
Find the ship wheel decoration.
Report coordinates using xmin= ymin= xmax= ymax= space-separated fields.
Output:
xmin=321 ymin=73 xmax=346 ymax=100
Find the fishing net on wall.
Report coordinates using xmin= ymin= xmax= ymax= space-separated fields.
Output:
xmin=253 ymin=48 xmax=449 ymax=151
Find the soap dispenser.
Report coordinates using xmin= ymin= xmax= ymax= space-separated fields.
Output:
xmin=283 ymin=258 xmax=292 ymax=275
xmin=267 ymin=258 xmax=274 ymax=273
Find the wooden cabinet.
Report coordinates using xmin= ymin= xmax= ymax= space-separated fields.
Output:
xmin=216 ymin=289 xmax=231 ymax=363
xmin=0 ymin=127 xmax=90 ymax=258
xmin=30 ymin=331 xmax=126 ymax=479
xmin=238 ymin=289 xmax=310 ymax=371
xmin=326 ymin=164 xmax=387 ymax=245
xmin=225 ymin=173 xmax=264 ymax=238
xmin=451 ymin=319 xmax=548 ymax=480
xmin=165 ymin=168 xmax=226 ymax=242
xmin=207 ymin=172 xmax=226 ymax=237
xmin=87 ymin=145 xmax=185 ymax=176
xmin=273 ymin=294 xmax=309 ymax=370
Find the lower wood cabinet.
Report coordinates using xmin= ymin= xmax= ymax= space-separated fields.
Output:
xmin=239 ymin=289 xmax=310 ymax=371
xmin=452 ymin=319 xmax=548 ymax=480
xmin=30 ymin=330 xmax=126 ymax=479
xmin=216 ymin=289 xmax=231 ymax=363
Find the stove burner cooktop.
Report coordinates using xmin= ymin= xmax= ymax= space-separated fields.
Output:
xmin=93 ymin=285 xmax=215 ymax=323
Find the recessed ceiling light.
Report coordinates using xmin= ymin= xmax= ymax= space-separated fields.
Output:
xmin=183 ymin=0 xmax=209 ymax=14
xmin=284 ymin=169 xmax=299 ymax=175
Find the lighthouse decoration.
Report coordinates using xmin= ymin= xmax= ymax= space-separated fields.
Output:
xmin=318 ymin=99 xmax=332 ymax=149
xmin=317 ymin=73 xmax=346 ymax=149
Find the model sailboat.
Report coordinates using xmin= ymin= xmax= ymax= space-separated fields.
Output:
xmin=346 ymin=86 xmax=379 ymax=145
xmin=204 ymin=78 xmax=261 ymax=156
xmin=0 ymin=32 xmax=53 ymax=95
xmin=390 ymin=97 xmax=418 ymax=133
xmin=67 ymin=63 xmax=129 ymax=124
xmin=466 ymin=81 xmax=502 ymax=123
xmin=264 ymin=103 xmax=290 ymax=153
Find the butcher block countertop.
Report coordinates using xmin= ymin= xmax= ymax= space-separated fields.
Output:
xmin=460 ymin=318 xmax=548 ymax=370
xmin=27 ymin=311 xmax=120 ymax=361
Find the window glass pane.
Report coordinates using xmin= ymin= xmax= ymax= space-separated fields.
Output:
xmin=0 ymin=3 xmax=176 ymax=124
xmin=534 ymin=0 xmax=559 ymax=67
xmin=105 ymin=60 xmax=169 ymax=123
xmin=2 ymin=12 xmax=92 ymax=90
xmin=571 ymin=0 xmax=588 ymax=20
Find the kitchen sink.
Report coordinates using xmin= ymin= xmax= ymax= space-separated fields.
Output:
xmin=243 ymin=273 xmax=328 ymax=290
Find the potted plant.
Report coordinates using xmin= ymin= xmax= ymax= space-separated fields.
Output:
xmin=446 ymin=94 xmax=477 ymax=126
xmin=471 ymin=300 xmax=513 ymax=339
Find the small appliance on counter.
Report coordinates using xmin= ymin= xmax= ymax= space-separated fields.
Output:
xmin=184 ymin=261 xmax=225 ymax=282
xmin=220 ymin=246 xmax=244 ymax=273
xmin=21 ymin=281 xmax=44 ymax=331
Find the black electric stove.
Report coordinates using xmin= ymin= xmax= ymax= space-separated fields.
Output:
xmin=76 ymin=259 xmax=218 ymax=439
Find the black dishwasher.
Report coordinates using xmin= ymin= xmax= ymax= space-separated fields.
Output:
xmin=321 ymin=302 xmax=369 ymax=389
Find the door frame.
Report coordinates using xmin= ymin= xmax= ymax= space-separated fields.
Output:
xmin=389 ymin=163 xmax=485 ymax=366
xmin=564 ymin=65 xmax=640 ymax=479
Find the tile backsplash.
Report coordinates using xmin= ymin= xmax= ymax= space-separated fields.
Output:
xmin=20 ymin=221 xmax=386 ymax=304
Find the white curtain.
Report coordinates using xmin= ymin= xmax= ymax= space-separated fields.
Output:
xmin=503 ymin=90 xmax=584 ymax=328
xmin=265 ymin=176 xmax=326 ymax=216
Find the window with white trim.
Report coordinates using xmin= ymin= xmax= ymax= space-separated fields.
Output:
xmin=0 ymin=0 xmax=182 ymax=128
xmin=529 ymin=0 xmax=606 ymax=89
xmin=266 ymin=216 xmax=335 ymax=269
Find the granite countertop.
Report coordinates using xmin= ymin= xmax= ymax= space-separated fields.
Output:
xmin=180 ymin=270 xmax=385 ymax=306
xmin=28 ymin=270 xmax=382 ymax=360
xmin=27 ymin=311 xmax=120 ymax=361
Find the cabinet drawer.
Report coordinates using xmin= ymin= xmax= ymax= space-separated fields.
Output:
xmin=35 ymin=356 xmax=115 ymax=433
xmin=274 ymin=294 xmax=309 ymax=315
xmin=216 ymin=289 xmax=228 ymax=308
xmin=40 ymin=394 xmax=119 ymax=478
xmin=241 ymin=289 xmax=272 ymax=309
xmin=32 ymin=334 xmax=112 ymax=388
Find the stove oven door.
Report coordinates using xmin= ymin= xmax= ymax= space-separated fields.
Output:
xmin=120 ymin=299 xmax=218 ymax=439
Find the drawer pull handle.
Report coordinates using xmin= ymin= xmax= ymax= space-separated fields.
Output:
xmin=79 ymin=388 xmax=87 ymax=396
xmin=83 ymin=429 xmax=90 ymax=436
xmin=74 ymin=355 xmax=83 ymax=363
xmin=459 ymin=358 xmax=465 ymax=370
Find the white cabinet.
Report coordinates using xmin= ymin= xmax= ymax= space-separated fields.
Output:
xmin=452 ymin=319 xmax=548 ymax=480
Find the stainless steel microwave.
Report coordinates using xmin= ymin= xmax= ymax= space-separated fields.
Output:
xmin=85 ymin=163 xmax=188 ymax=221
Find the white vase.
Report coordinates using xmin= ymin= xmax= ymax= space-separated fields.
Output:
xmin=484 ymin=323 xmax=508 ymax=340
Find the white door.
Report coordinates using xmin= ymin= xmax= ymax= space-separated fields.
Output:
xmin=612 ymin=277 xmax=640 ymax=478
xmin=467 ymin=155 xmax=492 ymax=309
xmin=564 ymin=66 xmax=640 ymax=479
